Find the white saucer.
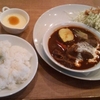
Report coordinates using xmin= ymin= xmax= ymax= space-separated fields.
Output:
xmin=33 ymin=4 xmax=100 ymax=81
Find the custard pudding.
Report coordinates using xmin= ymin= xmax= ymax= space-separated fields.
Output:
xmin=2 ymin=13 xmax=27 ymax=29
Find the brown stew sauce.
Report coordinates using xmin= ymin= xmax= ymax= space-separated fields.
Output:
xmin=48 ymin=26 xmax=100 ymax=70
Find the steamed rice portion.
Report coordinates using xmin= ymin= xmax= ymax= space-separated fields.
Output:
xmin=0 ymin=40 xmax=32 ymax=90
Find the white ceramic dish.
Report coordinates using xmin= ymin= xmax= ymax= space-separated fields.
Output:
xmin=43 ymin=21 xmax=100 ymax=73
xmin=33 ymin=4 xmax=100 ymax=81
xmin=0 ymin=7 xmax=29 ymax=34
xmin=0 ymin=34 xmax=38 ymax=97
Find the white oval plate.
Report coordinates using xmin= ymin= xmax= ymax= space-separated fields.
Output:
xmin=33 ymin=4 xmax=100 ymax=81
xmin=0 ymin=34 xmax=38 ymax=97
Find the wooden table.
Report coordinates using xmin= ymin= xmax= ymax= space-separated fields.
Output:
xmin=0 ymin=0 xmax=100 ymax=100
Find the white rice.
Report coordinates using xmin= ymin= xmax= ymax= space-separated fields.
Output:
xmin=0 ymin=40 xmax=32 ymax=90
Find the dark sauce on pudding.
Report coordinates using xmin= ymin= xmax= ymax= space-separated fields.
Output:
xmin=48 ymin=26 xmax=100 ymax=70
xmin=8 ymin=16 xmax=19 ymax=25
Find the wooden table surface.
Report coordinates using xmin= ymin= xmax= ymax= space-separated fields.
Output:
xmin=0 ymin=0 xmax=100 ymax=100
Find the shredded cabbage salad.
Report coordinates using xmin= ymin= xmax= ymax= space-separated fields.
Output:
xmin=75 ymin=7 xmax=100 ymax=32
